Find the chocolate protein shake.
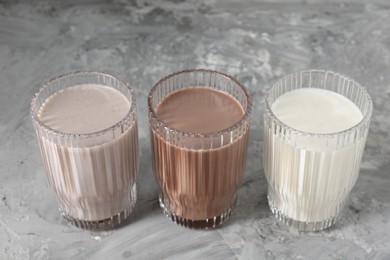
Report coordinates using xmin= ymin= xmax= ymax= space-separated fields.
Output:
xmin=148 ymin=70 xmax=251 ymax=229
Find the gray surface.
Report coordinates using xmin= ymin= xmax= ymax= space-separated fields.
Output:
xmin=1 ymin=0 xmax=389 ymax=259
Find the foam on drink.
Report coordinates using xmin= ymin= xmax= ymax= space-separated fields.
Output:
xmin=271 ymin=88 xmax=363 ymax=134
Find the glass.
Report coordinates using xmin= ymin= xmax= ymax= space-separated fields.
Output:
xmin=264 ymin=70 xmax=373 ymax=231
xmin=148 ymin=69 xmax=252 ymax=229
xmin=30 ymin=71 xmax=138 ymax=230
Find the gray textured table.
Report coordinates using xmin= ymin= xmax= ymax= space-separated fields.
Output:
xmin=1 ymin=0 xmax=389 ymax=259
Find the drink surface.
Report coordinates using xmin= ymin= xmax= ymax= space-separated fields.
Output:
xmin=271 ymin=88 xmax=363 ymax=134
xmin=156 ymin=87 xmax=244 ymax=133
xmin=38 ymin=84 xmax=130 ymax=134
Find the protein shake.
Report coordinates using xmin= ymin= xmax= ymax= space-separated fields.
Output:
xmin=148 ymin=70 xmax=251 ymax=229
xmin=31 ymin=72 xmax=138 ymax=230
xmin=264 ymin=70 xmax=372 ymax=231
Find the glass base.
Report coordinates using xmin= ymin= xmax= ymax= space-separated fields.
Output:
xmin=268 ymin=196 xmax=338 ymax=232
xmin=60 ymin=185 xmax=136 ymax=231
xmin=61 ymin=206 xmax=132 ymax=231
xmin=159 ymin=197 xmax=233 ymax=229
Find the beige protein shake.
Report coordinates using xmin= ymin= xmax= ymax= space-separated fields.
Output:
xmin=31 ymin=72 xmax=138 ymax=230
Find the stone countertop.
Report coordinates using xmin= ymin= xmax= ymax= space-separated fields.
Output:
xmin=1 ymin=0 xmax=389 ymax=259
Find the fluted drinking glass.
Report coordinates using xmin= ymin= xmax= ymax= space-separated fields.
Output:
xmin=31 ymin=71 xmax=138 ymax=230
xmin=148 ymin=69 xmax=252 ymax=229
xmin=264 ymin=70 xmax=372 ymax=231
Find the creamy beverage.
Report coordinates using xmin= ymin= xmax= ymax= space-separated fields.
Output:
xmin=156 ymin=88 xmax=245 ymax=133
xmin=271 ymin=88 xmax=363 ymax=134
xmin=264 ymin=87 xmax=368 ymax=227
xmin=39 ymin=85 xmax=132 ymax=134
xmin=150 ymin=86 xmax=250 ymax=228
xmin=33 ymin=81 xmax=138 ymax=229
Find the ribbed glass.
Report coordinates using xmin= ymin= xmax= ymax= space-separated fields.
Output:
xmin=30 ymin=71 xmax=138 ymax=231
xmin=148 ymin=69 xmax=252 ymax=229
xmin=264 ymin=70 xmax=373 ymax=231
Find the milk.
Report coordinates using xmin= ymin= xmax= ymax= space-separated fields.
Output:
xmin=264 ymin=88 xmax=367 ymax=223
xmin=271 ymin=88 xmax=363 ymax=134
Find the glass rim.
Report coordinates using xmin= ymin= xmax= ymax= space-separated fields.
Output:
xmin=30 ymin=71 xmax=137 ymax=139
xmin=265 ymin=69 xmax=373 ymax=137
xmin=147 ymin=68 xmax=252 ymax=138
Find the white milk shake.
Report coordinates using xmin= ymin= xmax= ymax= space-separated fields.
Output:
xmin=36 ymin=84 xmax=138 ymax=222
xmin=271 ymin=88 xmax=362 ymax=134
xmin=264 ymin=88 xmax=366 ymax=224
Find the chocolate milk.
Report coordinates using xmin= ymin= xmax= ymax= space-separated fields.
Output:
xmin=37 ymin=84 xmax=138 ymax=222
xmin=151 ymin=87 xmax=249 ymax=227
